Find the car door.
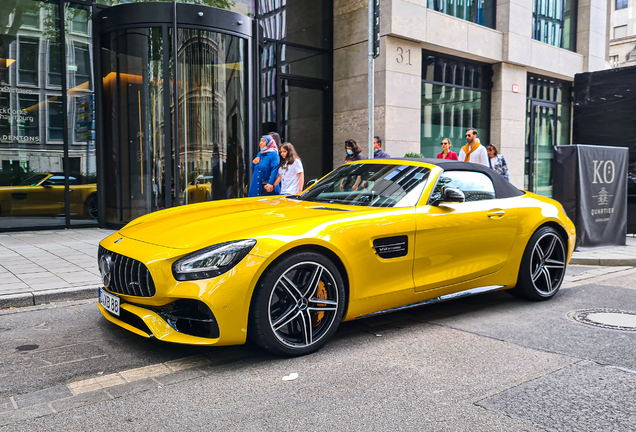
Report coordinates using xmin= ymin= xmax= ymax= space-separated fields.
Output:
xmin=19 ymin=175 xmax=66 ymax=216
xmin=413 ymin=170 xmax=519 ymax=293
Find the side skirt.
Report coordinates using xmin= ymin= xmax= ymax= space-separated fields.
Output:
xmin=356 ymin=285 xmax=505 ymax=319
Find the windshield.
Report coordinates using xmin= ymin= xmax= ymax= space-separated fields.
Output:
xmin=299 ymin=164 xmax=431 ymax=207
xmin=18 ymin=174 xmax=48 ymax=186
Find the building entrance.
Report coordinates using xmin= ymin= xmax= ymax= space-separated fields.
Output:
xmin=95 ymin=3 xmax=254 ymax=226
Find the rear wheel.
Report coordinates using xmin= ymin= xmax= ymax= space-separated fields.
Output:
xmin=509 ymin=226 xmax=567 ymax=301
xmin=249 ymin=251 xmax=345 ymax=356
xmin=85 ymin=195 xmax=98 ymax=221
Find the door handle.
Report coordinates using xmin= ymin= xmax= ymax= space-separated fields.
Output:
xmin=487 ymin=210 xmax=505 ymax=219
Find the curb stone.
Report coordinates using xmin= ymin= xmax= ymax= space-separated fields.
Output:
xmin=569 ymin=258 xmax=636 ymax=266
xmin=33 ymin=286 xmax=100 ymax=305
xmin=0 ymin=293 xmax=34 ymax=309
xmin=0 ymin=286 xmax=98 ymax=309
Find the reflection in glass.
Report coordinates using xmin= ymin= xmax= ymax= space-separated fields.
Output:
xmin=101 ymin=27 xmax=165 ymax=223
xmin=428 ymin=0 xmax=496 ymax=29
xmin=259 ymin=0 xmax=328 ymax=49
xmin=421 ymin=54 xmax=491 ymax=159
xmin=281 ymin=81 xmax=324 ymax=183
xmin=525 ymin=75 xmax=571 ymax=197
xmin=66 ymin=3 xmax=97 ymax=223
xmin=0 ymin=1 xmax=70 ymax=228
xmin=176 ymin=29 xmax=247 ymax=205
xmin=532 ymin=0 xmax=576 ymax=51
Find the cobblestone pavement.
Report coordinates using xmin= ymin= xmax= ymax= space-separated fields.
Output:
xmin=0 ymin=228 xmax=634 ymax=308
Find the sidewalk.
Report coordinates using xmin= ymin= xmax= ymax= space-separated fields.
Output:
xmin=1 ymin=228 xmax=635 ymax=309
xmin=0 ymin=228 xmax=115 ymax=308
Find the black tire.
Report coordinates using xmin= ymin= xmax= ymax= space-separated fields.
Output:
xmin=85 ymin=195 xmax=98 ymax=221
xmin=249 ymin=251 xmax=346 ymax=357
xmin=509 ymin=226 xmax=567 ymax=301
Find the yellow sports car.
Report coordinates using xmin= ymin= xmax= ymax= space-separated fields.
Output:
xmin=0 ymin=173 xmax=97 ymax=220
xmin=97 ymin=159 xmax=575 ymax=356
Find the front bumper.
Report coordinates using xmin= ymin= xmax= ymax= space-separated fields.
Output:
xmin=97 ymin=234 xmax=267 ymax=346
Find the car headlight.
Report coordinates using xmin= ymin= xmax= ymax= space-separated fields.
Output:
xmin=172 ymin=239 xmax=257 ymax=281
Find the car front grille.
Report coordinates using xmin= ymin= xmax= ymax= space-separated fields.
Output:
xmin=98 ymin=246 xmax=156 ymax=297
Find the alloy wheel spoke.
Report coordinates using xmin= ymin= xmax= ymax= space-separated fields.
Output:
xmin=541 ymin=267 xmax=552 ymax=292
xmin=308 ymin=305 xmax=338 ymax=313
xmin=279 ymin=275 xmax=303 ymax=302
xmin=545 ymin=258 xmax=565 ymax=269
xmin=543 ymin=236 xmax=557 ymax=260
xmin=308 ymin=297 xmax=338 ymax=307
xmin=531 ymin=263 xmax=544 ymax=282
xmin=302 ymin=265 xmax=324 ymax=298
xmin=272 ymin=307 xmax=300 ymax=331
xmin=535 ymin=245 xmax=545 ymax=262
xmin=300 ymin=310 xmax=313 ymax=346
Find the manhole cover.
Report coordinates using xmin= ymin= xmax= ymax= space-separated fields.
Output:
xmin=568 ymin=309 xmax=636 ymax=331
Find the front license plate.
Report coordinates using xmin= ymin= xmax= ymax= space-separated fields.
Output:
xmin=99 ymin=287 xmax=120 ymax=316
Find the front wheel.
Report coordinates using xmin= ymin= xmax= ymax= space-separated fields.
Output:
xmin=249 ymin=251 xmax=346 ymax=357
xmin=509 ymin=226 xmax=567 ymax=301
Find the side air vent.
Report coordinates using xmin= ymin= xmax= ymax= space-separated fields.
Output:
xmin=308 ymin=207 xmax=353 ymax=212
xmin=373 ymin=235 xmax=408 ymax=259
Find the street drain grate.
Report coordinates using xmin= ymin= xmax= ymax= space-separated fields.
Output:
xmin=568 ymin=309 xmax=636 ymax=332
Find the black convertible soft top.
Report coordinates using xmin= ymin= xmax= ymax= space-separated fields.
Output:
xmin=391 ymin=158 xmax=526 ymax=199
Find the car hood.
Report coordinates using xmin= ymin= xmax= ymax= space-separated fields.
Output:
xmin=119 ymin=197 xmax=365 ymax=250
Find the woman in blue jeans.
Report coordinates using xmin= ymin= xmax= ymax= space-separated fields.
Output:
xmin=248 ymin=135 xmax=281 ymax=197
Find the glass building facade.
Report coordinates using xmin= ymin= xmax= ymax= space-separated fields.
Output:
xmin=427 ymin=0 xmax=496 ymax=29
xmin=532 ymin=0 xmax=577 ymax=50
xmin=421 ymin=53 xmax=491 ymax=159
xmin=525 ymin=74 xmax=571 ymax=197
xmin=0 ymin=0 xmax=331 ymax=231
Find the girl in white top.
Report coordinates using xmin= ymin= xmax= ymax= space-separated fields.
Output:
xmin=274 ymin=142 xmax=304 ymax=195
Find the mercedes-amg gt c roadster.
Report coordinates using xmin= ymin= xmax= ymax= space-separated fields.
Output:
xmin=97 ymin=158 xmax=575 ymax=356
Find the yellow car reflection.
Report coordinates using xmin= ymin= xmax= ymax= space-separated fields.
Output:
xmin=97 ymin=159 xmax=575 ymax=357
xmin=0 ymin=173 xmax=97 ymax=219
xmin=183 ymin=174 xmax=213 ymax=204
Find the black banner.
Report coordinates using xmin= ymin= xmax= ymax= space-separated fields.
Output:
xmin=553 ymin=145 xmax=628 ymax=248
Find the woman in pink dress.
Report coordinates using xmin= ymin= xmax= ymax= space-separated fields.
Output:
xmin=437 ymin=138 xmax=458 ymax=160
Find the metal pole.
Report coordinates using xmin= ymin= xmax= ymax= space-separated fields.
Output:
xmin=367 ymin=0 xmax=374 ymax=160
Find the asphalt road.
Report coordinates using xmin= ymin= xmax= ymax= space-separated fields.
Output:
xmin=1 ymin=266 xmax=635 ymax=431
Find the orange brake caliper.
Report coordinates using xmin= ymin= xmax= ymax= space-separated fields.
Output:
xmin=312 ymin=281 xmax=328 ymax=327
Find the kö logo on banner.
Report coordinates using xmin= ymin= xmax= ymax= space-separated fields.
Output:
xmin=592 ymin=160 xmax=615 ymax=184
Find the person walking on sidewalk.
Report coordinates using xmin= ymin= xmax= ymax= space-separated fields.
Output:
xmin=458 ymin=128 xmax=488 ymax=167
xmin=437 ymin=138 xmax=458 ymax=160
xmin=487 ymin=144 xmax=509 ymax=181
xmin=373 ymin=136 xmax=391 ymax=158
xmin=274 ymin=142 xmax=305 ymax=195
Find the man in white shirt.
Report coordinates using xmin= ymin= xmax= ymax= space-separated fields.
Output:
xmin=458 ymin=128 xmax=489 ymax=167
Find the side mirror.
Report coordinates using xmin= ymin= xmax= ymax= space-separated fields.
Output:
xmin=440 ymin=187 xmax=465 ymax=204
xmin=41 ymin=180 xmax=54 ymax=188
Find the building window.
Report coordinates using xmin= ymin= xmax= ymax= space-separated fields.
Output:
xmin=533 ymin=0 xmax=576 ymax=51
xmin=614 ymin=25 xmax=627 ymax=39
xmin=427 ymin=0 xmax=496 ymax=29
xmin=48 ymin=42 xmax=62 ymax=86
xmin=421 ymin=53 xmax=491 ymax=158
xmin=70 ymin=9 xmax=90 ymax=35
xmin=72 ymin=42 xmax=92 ymax=90
xmin=525 ymin=75 xmax=571 ymax=197
xmin=17 ymin=94 xmax=39 ymax=140
xmin=616 ymin=0 xmax=628 ymax=10
xmin=22 ymin=12 xmax=41 ymax=29
xmin=18 ymin=37 xmax=39 ymax=85
xmin=47 ymin=97 xmax=64 ymax=141
xmin=0 ymin=92 xmax=11 ymax=139
xmin=610 ymin=55 xmax=620 ymax=68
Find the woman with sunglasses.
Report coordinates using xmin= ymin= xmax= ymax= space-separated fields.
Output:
xmin=437 ymin=138 xmax=458 ymax=160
